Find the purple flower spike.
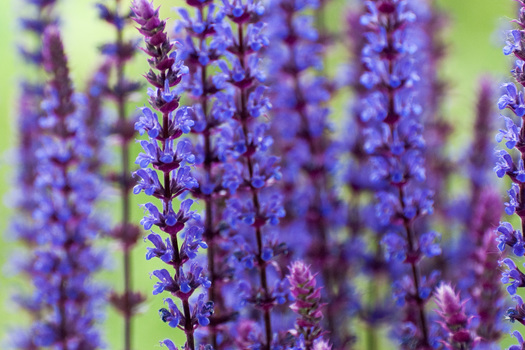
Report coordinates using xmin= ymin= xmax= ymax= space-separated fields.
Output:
xmin=12 ymin=7 xmax=59 ymax=347
xmin=494 ymin=2 xmax=525 ymax=348
xmin=132 ymin=1 xmax=212 ymax=349
xmin=194 ymin=0 xmax=288 ymax=348
xmin=358 ymin=0 xmax=440 ymax=347
xmin=434 ymin=284 xmax=479 ymax=350
xmin=10 ymin=26 xmax=105 ymax=349
xmin=263 ymin=0 xmax=349 ymax=343
xmin=287 ymin=261 xmax=330 ymax=349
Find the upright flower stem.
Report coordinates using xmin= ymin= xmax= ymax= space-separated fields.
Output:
xmin=359 ymin=1 xmax=441 ymax=347
xmin=96 ymin=1 xmax=144 ymax=348
xmin=214 ymin=1 xmax=284 ymax=346
xmin=290 ymin=55 xmax=336 ymax=339
xmin=344 ymin=9 xmax=396 ymax=349
xmin=174 ymin=1 xmax=238 ymax=345
xmin=398 ymin=185 xmax=429 ymax=345
xmin=114 ymin=3 xmax=133 ymax=348
xmin=27 ymin=25 xmax=105 ymax=349
xmin=266 ymin=0 xmax=346 ymax=342
xmin=132 ymin=2 xmax=213 ymax=349
xmin=161 ymin=108 xmax=196 ymax=349
xmin=13 ymin=8 xmax=58 ymax=345
xmin=237 ymin=22 xmax=272 ymax=346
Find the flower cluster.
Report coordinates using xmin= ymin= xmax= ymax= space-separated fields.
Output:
xmin=286 ymin=261 xmax=331 ymax=349
xmin=211 ymin=0 xmax=288 ymax=348
xmin=131 ymin=1 xmax=212 ymax=349
xmin=495 ymin=3 xmax=525 ymax=347
xmin=359 ymin=0 xmax=441 ymax=347
xmin=13 ymin=26 xmax=105 ymax=349
xmin=340 ymin=7 xmax=400 ymax=348
xmin=173 ymin=0 xmax=242 ymax=347
xmin=13 ymin=0 xmax=57 ymax=247
xmin=265 ymin=0 xmax=350 ymax=344
xmin=12 ymin=6 xmax=59 ymax=346
xmin=433 ymin=283 xmax=479 ymax=349
xmin=457 ymin=81 xmax=506 ymax=347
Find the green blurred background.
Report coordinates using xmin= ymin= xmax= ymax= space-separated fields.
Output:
xmin=0 ymin=0 xmax=516 ymax=349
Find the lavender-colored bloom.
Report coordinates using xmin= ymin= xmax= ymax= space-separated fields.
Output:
xmin=456 ymin=189 xmax=507 ymax=347
xmin=208 ymin=0 xmax=289 ymax=348
xmin=10 ymin=12 xmax=58 ymax=346
xmin=493 ymin=2 xmax=525 ymax=349
xmin=434 ymin=79 xmax=498 ymax=304
xmin=11 ymin=26 xmax=105 ymax=349
xmin=131 ymin=1 xmax=212 ymax=349
xmin=286 ymin=261 xmax=331 ymax=350
xmin=359 ymin=0 xmax=441 ymax=347
xmin=12 ymin=0 xmax=57 ymax=250
xmin=433 ymin=283 xmax=479 ymax=349
xmin=263 ymin=0 xmax=350 ymax=344
xmin=338 ymin=9 xmax=406 ymax=349
xmin=465 ymin=80 xmax=498 ymax=216
xmin=173 ymin=0 xmax=245 ymax=346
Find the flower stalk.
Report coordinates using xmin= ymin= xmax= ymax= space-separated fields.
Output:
xmin=131 ymin=1 xmax=213 ymax=348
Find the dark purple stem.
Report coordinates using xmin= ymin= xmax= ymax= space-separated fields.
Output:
xmin=397 ymin=174 xmax=430 ymax=347
xmin=159 ymin=106 xmax=196 ymax=349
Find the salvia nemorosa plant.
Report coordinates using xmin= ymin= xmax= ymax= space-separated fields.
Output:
xmin=214 ymin=0 xmax=287 ymax=348
xmin=494 ymin=0 xmax=525 ymax=348
xmin=7 ymin=0 xmax=523 ymax=348
xmin=468 ymin=80 xmax=497 ymax=223
xmin=467 ymin=190 xmax=506 ymax=347
xmin=95 ymin=2 xmax=145 ymax=349
xmin=360 ymin=0 xmax=442 ymax=348
xmin=14 ymin=26 xmax=105 ymax=349
xmin=172 ymin=1 xmax=239 ymax=347
xmin=264 ymin=0 xmax=349 ymax=345
xmin=131 ymin=1 xmax=213 ymax=349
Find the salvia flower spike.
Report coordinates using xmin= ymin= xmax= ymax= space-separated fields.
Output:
xmin=11 ymin=6 xmax=59 ymax=346
xmin=214 ymin=0 xmax=286 ymax=347
xmin=494 ymin=1 xmax=525 ymax=348
xmin=360 ymin=0 xmax=441 ymax=347
xmin=131 ymin=1 xmax=212 ymax=349
xmin=287 ymin=260 xmax=332 ymax=350
xmin=22 ymin=26 xmax=105 ymax=349
xmin=265 ymin=0 xmax=349 ymax=344
xmin=433 ymin=283 xmax=479 ymax=350
xmin=174 ymin=0 xmax=241 ymax=347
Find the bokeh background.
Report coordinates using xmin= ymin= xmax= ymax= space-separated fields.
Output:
xmin=0 ymin=0 xmax=517 ymax=348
